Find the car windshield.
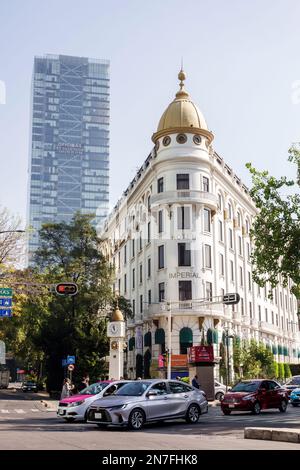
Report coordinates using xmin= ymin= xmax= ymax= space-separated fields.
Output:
xmin=115 ymin=381 xmax=151 ymax=396
xmin=231 ymin=381 xmax=260 ymax=393
xmin=24 ymin=381 xmax=36 ymax=385
xmin=79 ymin=382 xmax=109 ymax=395
xmin=287 ymin=377 xmax=300 ymax=385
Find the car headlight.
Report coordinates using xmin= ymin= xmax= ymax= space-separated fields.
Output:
xmin=242 ymin=395 xmax=255 ymax=401
xmin=109 ymin=404 xmax=128 ymax=410
xmin=68 ymin=400 xmax=85 ymax=407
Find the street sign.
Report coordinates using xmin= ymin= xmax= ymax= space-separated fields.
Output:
xmin=0 ymin=309 xmax=12 ymax=317
xmin=67 ymin=355 xmax=75 ymax=365
xmin=68 ymin=364 xmax=75 ymax=371
xmin=223 ymin=293 xmax=240 ymax=305
xmin=55 ymin=283 xmax=78 ymax=296
xmin=0 ymin=288 xmax=12 ymax=297
xmin=0 ymin=298 xmax=12 ymax=307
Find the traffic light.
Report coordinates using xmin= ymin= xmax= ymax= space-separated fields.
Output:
xmin=55 ymin=283 xmax=78 ymax=296
xmin=223 ymin=293 xmax=240 ymax=305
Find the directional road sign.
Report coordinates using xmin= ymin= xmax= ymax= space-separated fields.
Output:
xmin=0 ymin=309 xmax=12 ymax=317
xmin=0 ymin=298 xmax=12 ymax=307
xmin=0 ymin=288 xmax=12 ymax=297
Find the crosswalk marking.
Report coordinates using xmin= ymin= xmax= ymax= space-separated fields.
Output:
xmin=0 ymin=408 xmax=41 ymax=414
xmin=0 ymin=410 xmax=9 ymax=413
xmin=15 ymin=409 xmax=26 ymax=414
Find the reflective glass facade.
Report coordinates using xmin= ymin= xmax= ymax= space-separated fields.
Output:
xmin=27 ymin=54 xmax=109 ymax=260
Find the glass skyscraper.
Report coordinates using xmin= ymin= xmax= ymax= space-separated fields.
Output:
xmin=27 ymin=54 xmax=109 ymax=260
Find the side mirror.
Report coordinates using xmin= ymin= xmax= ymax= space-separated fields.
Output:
xmin=147 ymin=390 xmax=158 ymax=397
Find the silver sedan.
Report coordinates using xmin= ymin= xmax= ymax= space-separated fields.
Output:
xmin=87 ymin=379 xmax=208 ymax=430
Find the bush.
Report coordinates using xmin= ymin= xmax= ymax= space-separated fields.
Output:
xmin=180 ymin=377 xmax=190 ymax=384
xmin=273 ymin=362 xmax=279 ymax=379
xmin=284 ymin=363 xmax=292 ymax=379
xmin=278 ymin=363 xmax=285 ymax=380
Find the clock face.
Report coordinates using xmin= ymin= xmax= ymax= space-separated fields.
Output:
xmin=108 ymin=322 xmax=121 ymax=337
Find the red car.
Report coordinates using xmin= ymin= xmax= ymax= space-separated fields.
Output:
xmin=221 ymin=379 xmax=288 ymax=415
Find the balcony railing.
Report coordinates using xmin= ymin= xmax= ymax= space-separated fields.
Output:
xmin=150 ymin=190 xmax=218 ymax=210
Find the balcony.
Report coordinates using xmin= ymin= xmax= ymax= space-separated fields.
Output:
xmin=259 ymin=321 xmax=280 ymax=336
xmin=150 ymin=190 xmax=218 ymax=210
xmin=143 ymin=300 xmax=224 ymax=319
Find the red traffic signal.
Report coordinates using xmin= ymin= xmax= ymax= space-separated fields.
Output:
xmin=55 ymin=283 xmax=78 ymax=296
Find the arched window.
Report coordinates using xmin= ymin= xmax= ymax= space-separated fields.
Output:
xmin=144 ymin=332 xmax=152 ymax=347
xmin=136 ymin=354 xmax=143 ymax=378
xmin=128 ymin=337 xmax=135 ymax=351
xmin=207 ymin=328 xmax=213 ymax=345
xmin=143 ymin=350 xmax=151 ymax=378
xmin=179 ymin=327 xmax=193 ymax=354
xmin=155 ymin=328 xmax=165 ymax=354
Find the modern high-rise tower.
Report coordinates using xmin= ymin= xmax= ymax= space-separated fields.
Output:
xmin=27 ymin=54 xmax=109 ymax=261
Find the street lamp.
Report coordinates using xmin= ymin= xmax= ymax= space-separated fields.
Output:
xmin=224 ymin=328 xmax=235 ymax=392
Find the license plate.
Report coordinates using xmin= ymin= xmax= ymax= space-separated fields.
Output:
xmin=58 ymin=409 xmax=65 ymax=415
xmin=95 ymin=413 xmax=102 ymax=419
xmin=229 ymin=404 xmax=235 ymax=408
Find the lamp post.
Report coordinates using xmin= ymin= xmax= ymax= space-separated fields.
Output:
xmin=167 ymin=301 xmax=172 ymax=380
xmin=224 ymin=328 xmax=235 ymax=392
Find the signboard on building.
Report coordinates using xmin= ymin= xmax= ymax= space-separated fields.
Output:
xmin=170 ymin=354 xmax=188 ymax=368
xmin=135 ymin=327 xmax=143 ymax=350
xmin=188 ymin=345 xmax=214 ymax=363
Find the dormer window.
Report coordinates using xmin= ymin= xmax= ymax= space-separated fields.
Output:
xmin=177 ymin=174 xmax=189 ymax=190
xmin=203 ymin=177 xmax=209 ymax=192
xmin=157 ymin=177 xmax=164 ymax=193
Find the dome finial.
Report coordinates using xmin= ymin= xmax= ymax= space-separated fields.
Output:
xmin=176 ymin=64 xmax=189 ymax=99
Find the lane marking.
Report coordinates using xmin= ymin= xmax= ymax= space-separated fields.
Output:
xmin=0 ymin=410 xmax=9 ymax=413
xmin=14 ymin=409 xmax=26 ymax=414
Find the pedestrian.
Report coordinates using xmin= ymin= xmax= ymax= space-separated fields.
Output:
xmin=176 ymin=376 xmax=181 ymax=381
xmin=60 ymin=378 xmax=72 ymax=399
xmin=192 ymin=375 xmax=200 ymax=389
xmin=77 ymin=374 xmax=89 ymax=392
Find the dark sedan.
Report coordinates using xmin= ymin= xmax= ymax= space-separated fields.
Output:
xmin=21 ymin=381 xmax=38 ymax=392
xmin=283 ymin=376 xmax=300 ymax=396
xmin=221 ymin=379 xmax=288 ymax=415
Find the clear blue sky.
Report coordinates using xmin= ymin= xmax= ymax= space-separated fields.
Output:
xmin=1 ymin=0 xmax=300 ymax=223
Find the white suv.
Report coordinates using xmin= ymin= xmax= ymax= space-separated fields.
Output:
xmin=215 ymin=381 xmax=228 ymax=401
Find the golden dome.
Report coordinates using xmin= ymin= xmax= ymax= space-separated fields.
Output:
xmin=111 ymin=307 xmax=124 ymax=322
xmin=152 ymin=69 xmax=214 ymax=144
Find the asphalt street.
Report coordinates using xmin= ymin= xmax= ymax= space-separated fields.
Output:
xmin=1 ymin=387 xmax=300 ymax=450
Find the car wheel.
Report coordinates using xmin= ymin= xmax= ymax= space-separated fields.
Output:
xmin=63 ymin=417 xmax=75 ymax=423
xmin=222 ymin=409 xmax=231 ymax=415
xmin=186 ymin=404 xmax=201 ymax=424
xmin=215 ymin=392 xmax=224 ymax=401
xmin=279 ymin=400 xmax=287 ymax=412
xmin=252 ymin=402 xmax=261 ymax=415
xmin=128 ymin=409 xmax=145 ymax=430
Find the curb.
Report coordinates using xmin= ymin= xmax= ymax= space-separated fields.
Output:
xmin=245 ymin=427 xmax=300 ymax=444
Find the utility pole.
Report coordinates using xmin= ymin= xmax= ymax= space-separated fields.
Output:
xmin=167 ymin=301 xmax=172 ymax=380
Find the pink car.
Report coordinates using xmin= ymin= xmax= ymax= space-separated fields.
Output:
xmin=57 ymin=380 xmax=128 ymax=422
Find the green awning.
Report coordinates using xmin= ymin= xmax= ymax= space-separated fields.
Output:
xmin=207 ymin=328 xmax=213 ymax=345
xmin=155 ymin=328 xmax=165 ymax=344
xmin=144 ymin=332 xmax=152 ymax=347
xmin=129 ymin=337 xmax=135 ymax=351
xmin=179 ymin=327 xmax=193 ymax=344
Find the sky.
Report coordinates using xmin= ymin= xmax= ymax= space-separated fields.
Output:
xmin=1 ymin=0 xmax=300 ymax=225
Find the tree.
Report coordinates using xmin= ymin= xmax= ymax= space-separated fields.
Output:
xmin=246 ymin=146 xmax=300 ymax=299
xmin=0 ymin=207 xmax=24 ymax=266
xmin=13 ymin=213 xmax=118 ymax=391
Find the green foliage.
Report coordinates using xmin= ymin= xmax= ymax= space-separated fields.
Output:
xmin=246 ymin=147 xmax=300 ymax=299
xmin=284 ymin=363 xmax=292 ymax=379
xmin=233 ymin=340 xmax=276 ymax=379
xmin=3 ymin=213 xmax=119 ymax=391
xmin=278 ymin=363 xmax=285 ymax=380
xmin=273 ymin=361 xmax=279 ymax=378
xmin=180 ymin=376 xmax=190 ymax=383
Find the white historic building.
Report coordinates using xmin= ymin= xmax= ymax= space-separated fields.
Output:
xmin=101 ymin=70 xmax=300 ymax=380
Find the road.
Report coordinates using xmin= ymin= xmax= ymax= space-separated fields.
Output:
xmin=1 ymin=387 xmax=300 ymax=450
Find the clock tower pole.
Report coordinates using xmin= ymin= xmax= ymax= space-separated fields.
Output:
xmin=107 ymin=303 xmax=126 ymax=380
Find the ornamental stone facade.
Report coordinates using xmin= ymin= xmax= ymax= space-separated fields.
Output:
xmin=100 ymin=70 xmax=300 ymax=380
